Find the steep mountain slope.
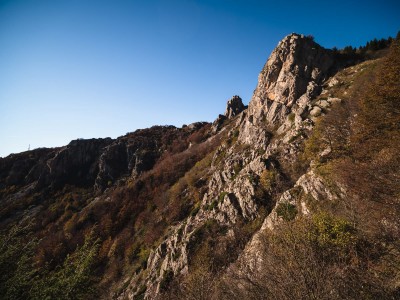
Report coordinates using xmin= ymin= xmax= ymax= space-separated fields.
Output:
xmin=1 ymin=33 xmax=398 ymax=300
xmin=124 ymin=33 xmax=338 ymax=298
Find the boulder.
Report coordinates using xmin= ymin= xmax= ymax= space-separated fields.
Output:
xmin=310 ymin=106 xmax=322 ymax=117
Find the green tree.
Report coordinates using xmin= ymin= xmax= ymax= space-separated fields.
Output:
xmin=32 ymin=232 xmax=100 ymax=300
xmin=0 ymin=223 xmax=38 ymax=300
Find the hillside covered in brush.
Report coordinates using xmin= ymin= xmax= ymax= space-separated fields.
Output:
xmin=1 ymin=32 xmax=399 ymax=300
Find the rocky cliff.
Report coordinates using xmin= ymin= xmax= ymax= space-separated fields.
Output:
xmin=248 ymin=34 xmax=334 ymax=125
xmin=0 ymin=124 xmax=208 ymax=194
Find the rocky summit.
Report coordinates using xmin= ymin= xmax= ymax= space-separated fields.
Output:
xmin=248 ymin=34 xmax=334 ymax=125
xmin=1 ymin=33 xmax=399 ymax=300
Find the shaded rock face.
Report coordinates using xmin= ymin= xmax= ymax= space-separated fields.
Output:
xmin=0 ymin=148 xmax=55 ymax=187
xmin=0 ymin=140 xmax=113 ymax=190
xmin=247 ymin=33 xmax=334 ymax=126
xmin=41 ymin=138 xmax=113 ymax=189
xmin=0 ymin=125 xmax=210 ymax=194
xmin=212 ymin=114 xmax=227 ymax=133
xmin=94 ymin=131 xmax=167 ymax=192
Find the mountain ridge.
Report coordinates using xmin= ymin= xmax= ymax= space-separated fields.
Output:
xmin=1 ymin=32 xmax=399 ymax=300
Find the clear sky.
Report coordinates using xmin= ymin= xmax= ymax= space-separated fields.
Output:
xmin=1 ymin=0 xmax=399 ymax=157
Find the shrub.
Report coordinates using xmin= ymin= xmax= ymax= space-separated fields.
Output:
xmin=160 ymin=270 xmax=174 ymax=291
xmin=218 ymin=192 xmax=228 ymax=202
xmin=311 ymin=213 xmax=355 ymax=250
xmin=222 ymin=213 xmax=390 ymax=300
xmin=288 ymin=113 xmax=295 ymax=123
xmin=276 ymin=202 xmax=297 ymax=221
xmin=259 ymin=169 xmax=277 ymax=191
xmin=0 ymin=223 xmax=38 ymax=300
xmin=190 ymin=205 xmax=200 ymax=217
xmin=233 ymin=163 xmax=242 ymax=176
xmin=206 ymin=200 xmax=218 ymax=211
xmin=137 ymin=247 xmax=150 ymax=269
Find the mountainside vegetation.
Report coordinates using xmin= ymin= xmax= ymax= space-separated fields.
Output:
xmin=0 ymin=33 xmax=399 ymax=299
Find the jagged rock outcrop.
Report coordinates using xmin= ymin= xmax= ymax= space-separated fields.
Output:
xmin=212 ymin=96 xmax=247 ymax=133
xmin=217 ymin=39 xmax=383 ymax=295
xmin=246 ymin=33 xmax=334 ymax=127
xmin=212 ymin=114 xmax=227 ymax=132
xmin=0 ymin=148 xmax=57 ymax=187
xmin=224 ymin=95 xmax=246 ymax=119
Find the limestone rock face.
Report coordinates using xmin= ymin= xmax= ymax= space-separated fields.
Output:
xmin=212 ymin=96 xmax=246 ymax=133
xmin=224 ymin=95 xmax=246 ymax=119
xmin=212 ymin=114 xmax=227 ymax=133
xmin=247 ymin=33 xmax=334 ymax=126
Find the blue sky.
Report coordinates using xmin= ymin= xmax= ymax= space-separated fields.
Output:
xmin=1 ymin=0 xmax=399 ymax=157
